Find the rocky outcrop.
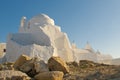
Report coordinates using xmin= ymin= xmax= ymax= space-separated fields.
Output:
xmin=19 ymin=57 xmax=49 ymax=77
xmin=0 ymin=54 xmax=120 ymax=80
xmin=13 ymin=55 xmax=49 ymax=77
xmin=48 ymin=57 xmax=69 ymax=74
xmin=0 ymin=55 xmax=68 ymax=80
xmin=34 ymin=71 xmax=64 ymax=80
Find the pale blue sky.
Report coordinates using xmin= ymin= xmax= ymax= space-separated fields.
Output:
xmin=0 ymin=0 xmax=120 ymax=58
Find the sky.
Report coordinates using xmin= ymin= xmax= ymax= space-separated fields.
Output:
xmin=0 ymin=0 xmax=120 ymax=58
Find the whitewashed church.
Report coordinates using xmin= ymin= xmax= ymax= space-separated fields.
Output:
xmin=5 ymin=14 xmax=112 ymax=64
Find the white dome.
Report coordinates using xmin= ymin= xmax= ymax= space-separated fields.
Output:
xmin=29 ymin=14 xmax=55 ymax=26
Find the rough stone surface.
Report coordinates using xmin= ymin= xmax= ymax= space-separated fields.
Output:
xmin=34 ymin=59 xmax=49 ymax=73
xmin=19 ymin=57 xmax=49 ymax=77
xmin=65 ymin=60 xmax=120 ymax=80
xmin=0 ymin=55 xmax=120 ymax=80
xmin=34 ymin=71 xmax=64 ymax=80
xmin=48 ymin=57 xmax=69 ymax=74
xmin=0 ymin=62 xmax=14 ymax=70
xmin=13 ymin=54 xmax=31 ymax=69
xmin=0 ymin=70 xmax=31 ymax=80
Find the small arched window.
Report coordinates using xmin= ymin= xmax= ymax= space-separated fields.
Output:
xmin=3 ymin=49 xmax=6 ymax=52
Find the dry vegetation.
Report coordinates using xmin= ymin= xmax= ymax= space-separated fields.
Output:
xmin=65 ymin=60 xmax=120 ymax=80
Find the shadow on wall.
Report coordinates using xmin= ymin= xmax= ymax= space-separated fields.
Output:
xmin=10 ymin=33 xmax=51 ymax=46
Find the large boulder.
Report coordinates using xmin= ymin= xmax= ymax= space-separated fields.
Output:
xmin=13 ymin=54 xmax=31 ymax=69
xmin=34 ymin=71 xmax=63 ymax=80
xmin=0 ymin=70 xmax=31 ymax=80
xmin=19 ymin=57 xmax=49 ymax=77
xmin=48 ymin=57 xmax=69 ymax=74
xmin=19 ymin=59 xmax=34 ymax=73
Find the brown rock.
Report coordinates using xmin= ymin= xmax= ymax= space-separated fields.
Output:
xmin=19 ymin=60 xmax=33 ymax=73
xmin=13 ymin=54 xmax=31 ymax=69
xmin=48 ymin=57 xmax=69 ymax=74
xmin=19 ymin=57 xmax=49 ymax=77
xmin=11 ymin=76 xmax=30 ymax=80
xmin=2 ymin=62 xmax=14 ymax=70
xmin=34 ymin=71 xmax=64 ymax=80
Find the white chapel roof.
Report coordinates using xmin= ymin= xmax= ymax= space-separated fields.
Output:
xmin=29 ymin=14 xmax=55 ymax=26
